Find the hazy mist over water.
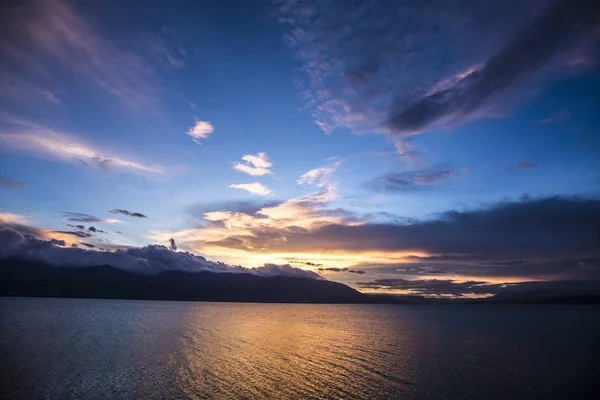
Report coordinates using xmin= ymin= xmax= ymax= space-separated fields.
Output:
xmin=1 ymin=298 xmax=599 ymax=399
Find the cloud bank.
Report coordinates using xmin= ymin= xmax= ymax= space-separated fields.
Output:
xmin=0 ymin=226 xmax=319 ymax=279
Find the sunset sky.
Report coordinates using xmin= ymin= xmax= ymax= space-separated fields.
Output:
xmin=1 ymin=0 xmax=599 ymax=297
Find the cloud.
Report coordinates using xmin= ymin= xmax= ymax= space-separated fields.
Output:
xmin=109 ymin=209 xmax=148 ymax=218
xmin=229 ymin=182 xmax=273 ymax=196
xmin=153 ymin=195 xmax=600 ymax=287
xmin=298 ymin=160 xmax=340 ymax=187
xmin=357 ymin=278 xmax=600 ymax=298
xmin=268 ymin=196 xmax=600 ymax=257
xmin=0 ymin=176 xmax=24 ymax=189
xmin=80 ymin=242 xmax=95 ymax=248
xmin=87 ymin=226 xmax=106 ymax=233
xmin=169 ymin=238 xmax=177 ymax=251
xmin=0 ymin=226 xmax=319 ymax=279
xmin=539 ymin=110 xmax=570 ymax=124
xmin=274 ymin=0 xmax=599 ymax=135
xmin=318 ymin=267 xmax=366 ymax=275
xmin=186 ymin=120 xmax=214 ymax=143
xmin=3 ymin=0 xmax=162 ymax=110
xmin=367 ymin=166 xmax=457 ymax=193
xmin=63 ymin=212 xmax=120 ymax=224
xmin=138 ymin=26 xmax=187 ymax=69
xmin=188 ymin=199 xmax=283 ymax=219
xmin=233 ymin=153 xmax=273 ymax=176
xmin=503 ymin=160 xmax=539 ymax=173
xmin=0 ymin=213 xmax=30 ymax=225
xmin=67 ymin=224 xmax=85 ymax=230
xmin=0 ymin=117 xmax=165 ymax=175
xmin=52 ymin=230 xmax=92 ymax=238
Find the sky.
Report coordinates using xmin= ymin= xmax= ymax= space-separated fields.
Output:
xmin=1 ymin=0 xmax=600 ymax=297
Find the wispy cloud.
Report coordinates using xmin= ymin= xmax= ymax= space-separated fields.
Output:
xmin=229 ymin=182 xmax=273 ymax=196
xmin=274 ymin=0 xmax=598 ymax=135
xmin=3 ymin=0 xmax=166 ymax=110
xmin=503 ymin=160 xmax=538 ymax=173
xmin=368 ymin=166 xmax=458 ymax=193
xmin=186 ymin=120 xmax=214 ymax=144
xmin=539 ymin=110 xmax=570 ymax=124
xmin=0 ymin=176 xmax=24 ymax=189
xmin=109 ymin=209 xmax=148 ymax=218
xmin=0 ymin=117 xmax=165 ymax=175
xmin=63 ymin=212 xmax=120 ymax=224
xmin=298 ymin=160 xmax=340 ymax=187
xmin=233 ymin=153 xmax=273 ymax=176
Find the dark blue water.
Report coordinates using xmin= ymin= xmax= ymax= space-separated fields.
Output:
xmin=1 ymin=297 xmax=599 ymax=399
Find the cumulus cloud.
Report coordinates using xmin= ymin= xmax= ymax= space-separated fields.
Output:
xmin=298 ymin=160 xmax=341 ymax=187
xmin=186 ymin=120 xmax=214 ymax=143
xmin=0 ymin=176 xmax=24 ymax=189
xmin=0 ymin=117 xmax=165 ymax=175
xmin=503 ymin=160 xmax=539 ymax=173
xmin=229 ymin=182 xmax=273 ymax=196
xmin=274 ymin=0 xmax=599 ymax=135
xmin=233 ymin=153 xmax=273 ymax=176
xmin=0 ymin=226 xmax=319 ymax=279
xmin=109 ymin=209 xmax=148 ymax=218
xmin=367 ymin=166 xmax=457 ymax=193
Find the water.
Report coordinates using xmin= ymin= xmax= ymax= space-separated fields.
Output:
xmin=1 ymin=298 xmax=599 ymax=399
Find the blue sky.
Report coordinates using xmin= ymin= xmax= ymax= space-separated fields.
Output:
xmin=1 ymin=0 xmax=599 ymax=296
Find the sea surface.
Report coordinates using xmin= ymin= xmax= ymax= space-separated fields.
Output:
xmin=1 ymin=297 xmax=599 ymax=399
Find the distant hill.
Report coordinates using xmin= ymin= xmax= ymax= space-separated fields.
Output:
xmin=0 ymin=259 xmax=364 ymax=303
xmin=2 ymin=258 xmax=599 ymax=304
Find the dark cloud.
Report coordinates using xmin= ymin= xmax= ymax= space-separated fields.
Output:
xmin=80 ymin=242 xmax=95 ymax=248
xmin=52 ymin=230 xmax=92 ymax=238
xmin=0 ymin=175 xmax=24 ymax=189
xmin=0 ymin=227 xmax=320 ymax=279
xmin=67 ymin=224 xmax=85 ymax=230
xmin=109 ymin=209 xmax=148 ymax=218
xmin=387 ymin=0 xmax=599 ymax=134
xmin=319 ymin=267 xmax=366 ymax=275
xmin=63 ymin=212 xmax=103 ymax=223
xmin=356 ymin=278 xmax=600 ymax=297
xmin=274 ymin=0 xmax=598 ymax=135
xmin=289 ymin=260 xmax=323 ymax=267
xmin=503 ymin=160 xmax=538 ymax=173
xmin=271 ymin=196 xmax=600 ymax=256
xmin=87 ymin=226 xmax=106 ymax=233
xmin=367 ymin=166 xmax=457 ymax=193
xmin=169 ymin=237 xmax=177 ymax=251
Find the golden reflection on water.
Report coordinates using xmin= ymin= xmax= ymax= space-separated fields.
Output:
xmin=174 ymin=304 xmax=419 ymax=399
